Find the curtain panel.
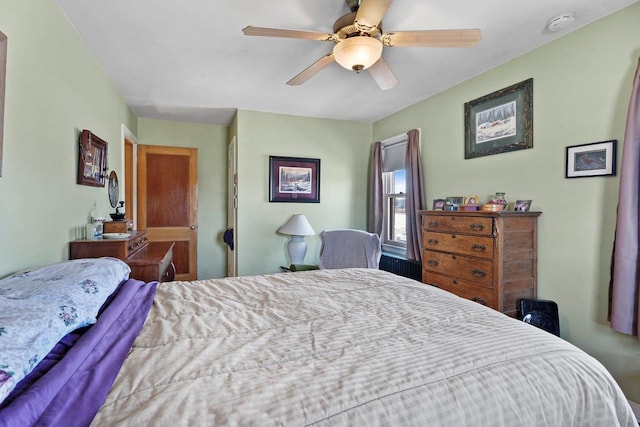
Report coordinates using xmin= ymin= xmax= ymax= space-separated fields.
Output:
xmin=609 ymin=57 xmax=640 ymax=339
xmin=368 ymin=142 xmax=383 ymax=236
xmin=405 ymin=129 xmax=425 ymax=261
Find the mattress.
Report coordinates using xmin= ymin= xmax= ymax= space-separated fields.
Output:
xmin=93 ymin=268 xmax=635 ymax=426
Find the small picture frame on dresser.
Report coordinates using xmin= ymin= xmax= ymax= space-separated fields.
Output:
xmin=515 ymin=200 xmax=531 ymax=211
xmin=433 ymin=199 xmax=445 ymax=210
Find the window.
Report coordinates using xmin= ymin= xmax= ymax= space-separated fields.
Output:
xmin=381 ymin=136 xmax=407 ymax=253
xmin=384 ymin=169 xmax=406 ymax=248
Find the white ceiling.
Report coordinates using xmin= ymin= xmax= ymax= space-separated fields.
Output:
xmin=56 ymin=0 xmax=637 ymax=126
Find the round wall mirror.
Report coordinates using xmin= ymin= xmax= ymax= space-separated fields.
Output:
xmin=108 ymin=171 xmax=119 ymax=208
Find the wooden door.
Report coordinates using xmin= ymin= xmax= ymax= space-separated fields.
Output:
xmin=137 ymin=145 xmax=198 ymax=281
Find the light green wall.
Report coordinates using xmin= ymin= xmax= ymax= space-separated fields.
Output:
xmin=137 ymin=118 xmax=228 ymax=280
xmin=0 ymin=0 xmax=137 ymax=277
xmin=374 ymin=3 xmax=640 ymax=401
xmin=235 ymin=110 xmax=372 ymax=276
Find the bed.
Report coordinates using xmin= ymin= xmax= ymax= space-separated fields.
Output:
xmin=0 ymin=260 xmax=636 ymax=426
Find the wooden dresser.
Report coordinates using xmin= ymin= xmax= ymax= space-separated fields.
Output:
xmin=419 ymin=210 xmax=541 ymax=317
xmin=70 ymin=230 xmax=175 ymax=283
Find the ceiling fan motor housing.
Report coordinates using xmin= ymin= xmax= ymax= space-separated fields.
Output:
xmin=333 ymin=12 xmax=381 ymax=39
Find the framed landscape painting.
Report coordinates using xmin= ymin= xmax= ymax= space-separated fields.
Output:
xmin=464 ymin=78 xmax=533 ymax=159
xmin=269 ymin=156 xmax=320 ymax=203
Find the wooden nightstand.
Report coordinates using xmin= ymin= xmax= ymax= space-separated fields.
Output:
xmin=69 ymin=231 xmax=175 ymax=283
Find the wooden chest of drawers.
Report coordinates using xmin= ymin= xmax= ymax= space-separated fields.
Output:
xmin=70 ymin=231 xmax=175 ymax=283
xmin=419 ymin=210 xmax=541 ymax=317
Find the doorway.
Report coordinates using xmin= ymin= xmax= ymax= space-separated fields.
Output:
xmin=137 ymin=144 xmax=199 ymax=281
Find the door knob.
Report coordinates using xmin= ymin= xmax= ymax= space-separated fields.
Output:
xmin=190 ymin=225 xmax=198 ymax=230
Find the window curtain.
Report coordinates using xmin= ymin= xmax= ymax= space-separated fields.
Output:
xmin=368 ymin=141 xmax=383 ymax=236
xmin=405 ymin=129 xmax=425 ymax=261
xmin=609 ymin=57 xmax=640 ymax=339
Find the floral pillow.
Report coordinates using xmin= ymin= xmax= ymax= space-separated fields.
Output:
xmin=0 ymin=257 xmax=130 ymax=404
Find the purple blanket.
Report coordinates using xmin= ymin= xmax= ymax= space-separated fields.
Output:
xmin=0 ymin=279 xmax=157 ymax=427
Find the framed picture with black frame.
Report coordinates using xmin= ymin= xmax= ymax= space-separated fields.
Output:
xmin=464 ymin=78 xmax=533 ymax=159
xmin=269 ymin=155 xmax=320 ymax=203
xmin=565 ymin=140 xmax=617 ymax=178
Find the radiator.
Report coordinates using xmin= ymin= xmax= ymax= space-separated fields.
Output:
xmin=379 ymin=254 xmax=422 ymax=281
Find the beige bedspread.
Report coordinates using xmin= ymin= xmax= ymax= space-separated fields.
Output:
xmin=93 ymin=269 xmax=635 ymax=426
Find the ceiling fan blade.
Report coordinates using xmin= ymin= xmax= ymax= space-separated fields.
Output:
xmin=368 ymin=57 xmax=399 ymax=91
xmin=287 ymin=53 xmax=335 ymax=86
xmin=242 ymin=26 xmax=334 ymax=41
xmin=383 ymin=29 xmax=481 ymax=47
xmin=355 ymin=0 xmax=393 ymax=31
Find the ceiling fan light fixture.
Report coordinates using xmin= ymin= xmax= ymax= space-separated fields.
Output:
xmin=333 ymin=36 xmax=382 ymax=72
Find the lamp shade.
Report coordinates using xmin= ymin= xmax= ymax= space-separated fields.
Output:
xmin=278 ymin=214 xmax=315 ymax=236
xmin=333 ymin=36 xmax=383 ymax=71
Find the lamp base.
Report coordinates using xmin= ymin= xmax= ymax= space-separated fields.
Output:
xmin=287 ymin=235 xmax=307 ymax=264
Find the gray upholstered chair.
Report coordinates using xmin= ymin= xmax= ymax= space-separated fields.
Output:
xmin=318 ymin=229 xmax=381 ymax=269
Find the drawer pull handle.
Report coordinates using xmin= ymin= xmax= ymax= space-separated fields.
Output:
xmin=471 ymin=268 xmax=487 ymax=278
xmin=427 ymin=259 xmax=439 ymax=267
xmin=428 ymin=238 xmax=439 ymax=245
xmin=472 ymin=296 xmax=488 ymax=305
xmin=427 ymin=220 xmax=438 ymax=228
xmin=470 ymin=223 xmax=485 ymax=231
xmin=471 ymin=244 xmax=487 ymax=252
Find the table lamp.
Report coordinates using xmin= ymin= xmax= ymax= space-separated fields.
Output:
xmin=278 ymin=214 xmax=315 ymax=264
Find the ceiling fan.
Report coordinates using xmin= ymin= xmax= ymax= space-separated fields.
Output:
xmin=243 ymin=0 xmax=481 ymax=90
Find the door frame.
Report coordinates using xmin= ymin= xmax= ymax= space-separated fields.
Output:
xmin=227 ymin=136 xmax=237 ymax=277
xmin=122 ymin=125 xmax=138 ymax=229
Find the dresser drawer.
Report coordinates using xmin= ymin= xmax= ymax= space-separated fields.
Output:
xmin=70 ymin=230 xmax=148 ymax=260
xmin=424 ymin=272 xmax=494 ymax=308
xmin=423 ymin=250 xmax=493 ymax=287
xmin=126 ymin=233 xmax=148 ymax=257
xmin=423 ymin=231 xmax=494 ymax=259
xmin=128 ymin=242 xmax=174 ymax=283
xmin=422 ymin=214 xmax=493 ymax=236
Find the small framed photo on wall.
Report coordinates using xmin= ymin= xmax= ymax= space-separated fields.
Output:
xmin=565 ymin=140 xmax=617 ymax=178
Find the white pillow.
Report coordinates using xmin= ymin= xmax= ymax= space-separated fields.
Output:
xmin=0 ymin=257 xmax=130 ymax=403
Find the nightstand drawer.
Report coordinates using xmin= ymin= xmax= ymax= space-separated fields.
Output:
xmin=422 ymin=214 xmax=493 ymax=236
xmin=423 ymin=250 xmax=493 ymax=287
xmin=423 ymin=231 xmax=494 ymax=259
xmin=424 ymin=272 xmax=494 ymax=307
